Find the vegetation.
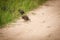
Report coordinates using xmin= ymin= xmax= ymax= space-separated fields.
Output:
xmin=0 ymin=0 xmax=47 ymax=28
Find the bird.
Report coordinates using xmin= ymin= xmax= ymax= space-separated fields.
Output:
xmin=22 ymin=15 xmax=30 ymax=21
xmin=18 ymin=9 xmax=25 ymax=15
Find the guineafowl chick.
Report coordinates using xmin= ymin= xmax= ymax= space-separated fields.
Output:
xmin=18 ymin=9 xmax=25 ymax=15
xmin=22 ymin=15 xmax=30 ymax=21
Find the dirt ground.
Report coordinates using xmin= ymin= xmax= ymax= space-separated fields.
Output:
xmin=0 ymin=0 xmax=60 ymax=40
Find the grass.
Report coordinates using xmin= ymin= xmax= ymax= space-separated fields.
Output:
xmin=0 ymin=0 xmax=47 ymax=28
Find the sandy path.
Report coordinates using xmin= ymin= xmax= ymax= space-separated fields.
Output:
xmin=0 ymin=0 xmax=60 ymax=40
